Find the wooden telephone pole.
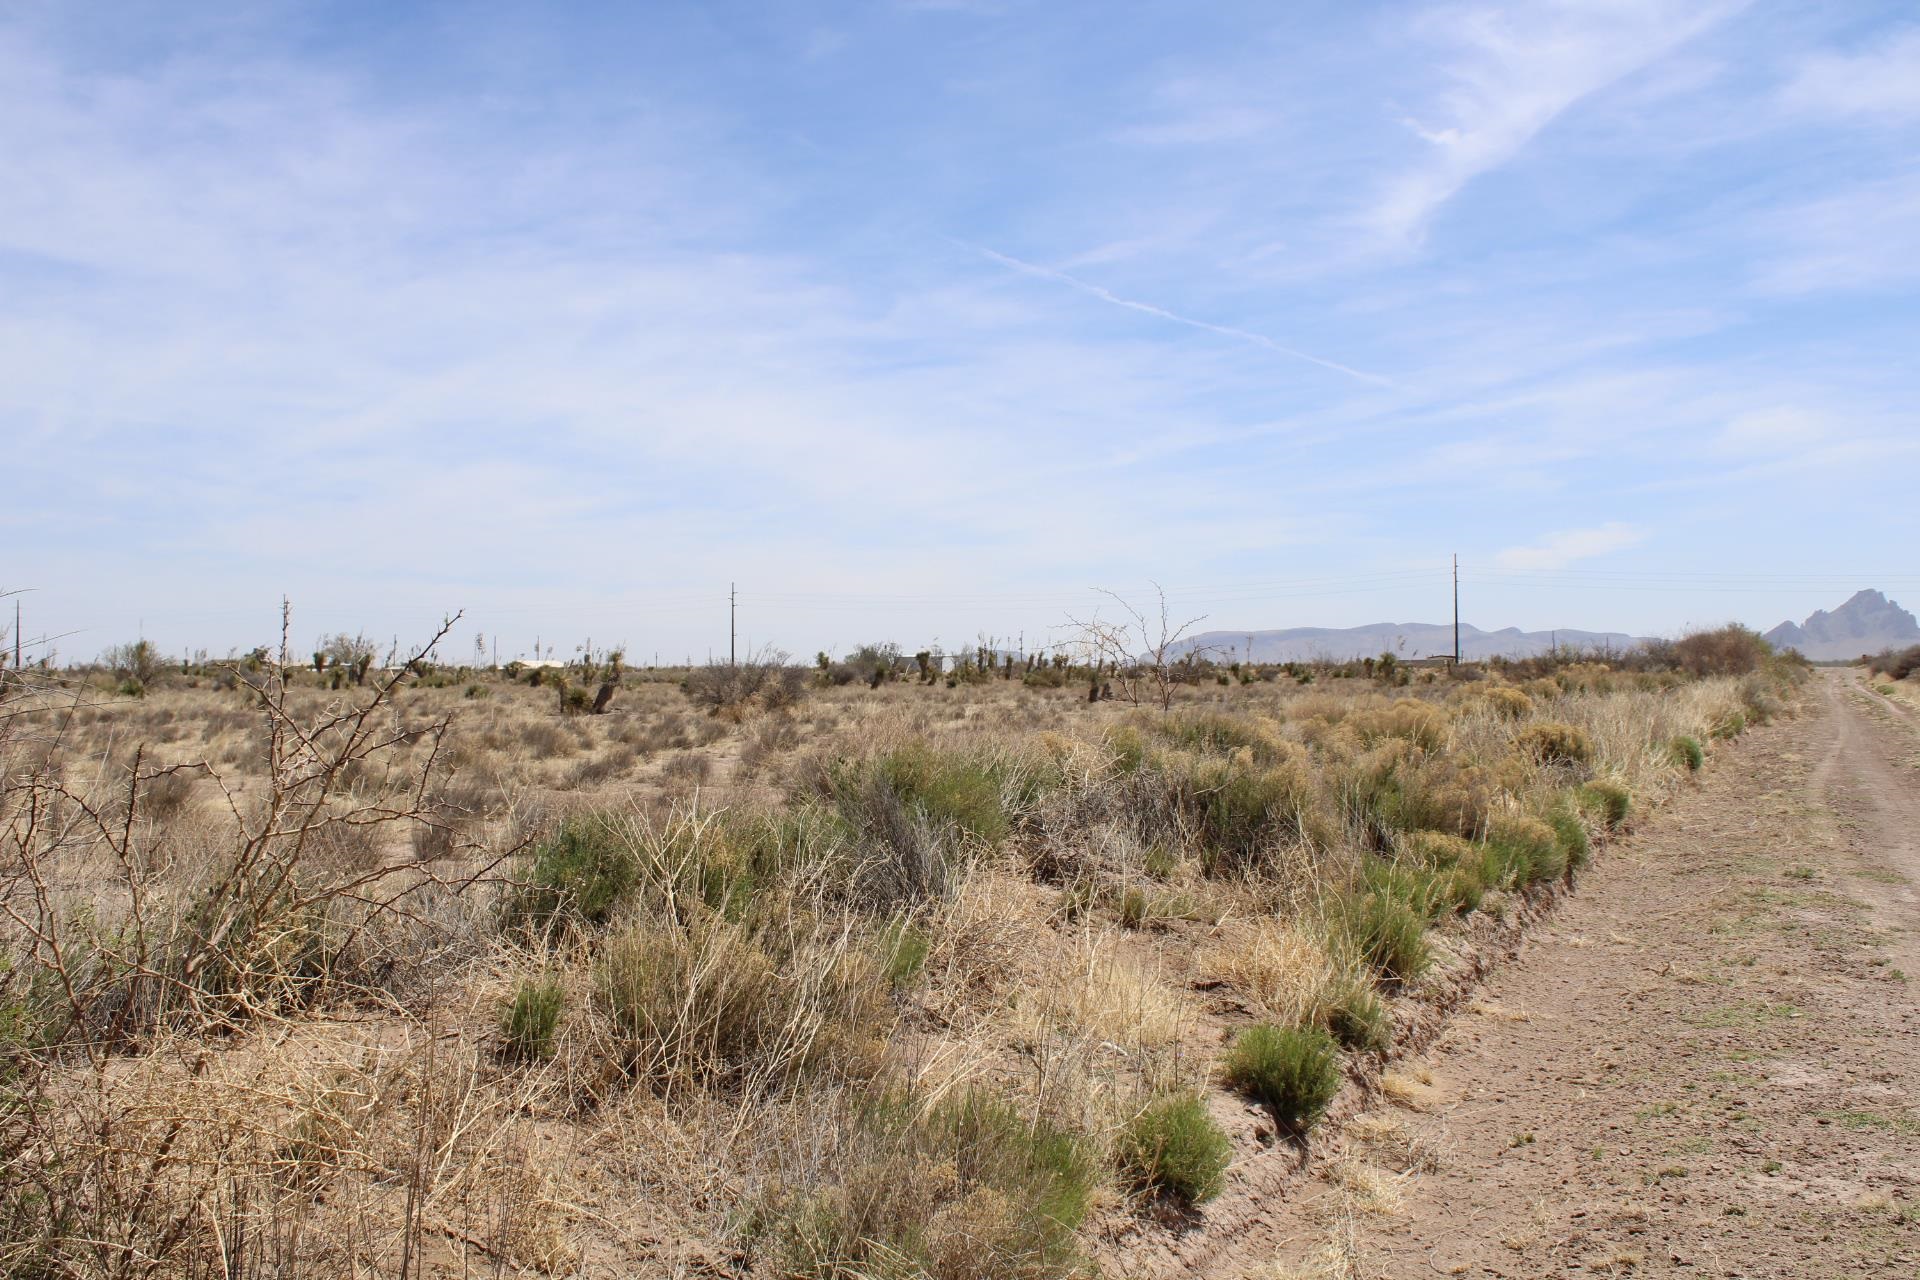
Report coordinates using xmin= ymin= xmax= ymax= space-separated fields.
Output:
xmin=1453 ymin=554 xmax=1461 ymax=665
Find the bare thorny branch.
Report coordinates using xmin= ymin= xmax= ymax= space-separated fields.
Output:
xmin=0 ymin=609 xmax=519 ymax=1061
xmin=1064 ymin=581 xmax=1214 ymax=711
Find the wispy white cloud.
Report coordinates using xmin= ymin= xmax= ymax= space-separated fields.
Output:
xmin=1365 ymin=0 xmax=1746 ymax=248
xmin=1713 ymin=406 xmax=1828 ymax=454
xmin=1495 ymin=523 xmax=1646 ymax=570
xmin=1751 ymin=171 xmax=1920 ymax=294
xmin=1115 ymin=105 xmax=1271 ymax=147
xmin=1781 ymin=26 xmax=1920 ymax=120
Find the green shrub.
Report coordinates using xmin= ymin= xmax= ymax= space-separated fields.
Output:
xmin=879 ymin=918 xmax=929 ymax=988
xmin=1325 ymin=979 xmax=1391 ymax=1053
xmin=1156 ymin=711 xmax=1285 ymax=762
xmin=1222 ymin=1023 xmax=1343 ymax=1131
xmin=1142 ymin=843 xmax=1180 ymax=879
xmin=1327 ymin=889 xmax=1430 ymax=983
xmin=1157 ymin=753 xmax=1313 ymax=872
xmin=1671 ymin=734 xmax=1705 ymax=772
xmin=1360 ymin=860 xmax=1449 ymax=921
xmin=1476 ymin=838 xmax=1528 ymax=892
xmin=1711 ymin=709 xmax=1747 ymax=740
xmin=868 ymin=744 xmax=1014 ymax=843
xmin=1113 ymin=1093 xmax=1232 ymax=1205
xmin=1119 ymin=885 xmax=1149 ymax=929
xmin=1487 ymin=816 xmax=1564 ymax=886
xmin=1106 ymin=724 xmax=1147 ymax=773
xmin=1546 ymin=805 xmax=1591 ymax=876
xmin=498 ymin=977 xmax=565 ymax=1062
xmin=1445 ymin=863 xmax=1485 ymax=913
xmin=1515 ymin=722 xmax=1593 ymax=765
xmin=666 ymin=808 xmax=844 ymax=922
xmin=1580 ymin=780 xmax=1631 ymax=831
xmin=502 ymin=817 xmax=637 ymax=938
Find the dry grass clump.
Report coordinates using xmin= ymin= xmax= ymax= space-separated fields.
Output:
xmin=1208 ymin=920 xmax=1352 ymax=1027
xmin=1025 ymin=931 xmax=1186 ymax=1053
xmin=595 ymin=913 xmax=893 ymax=1096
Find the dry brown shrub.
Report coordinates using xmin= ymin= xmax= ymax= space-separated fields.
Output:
xmin=1670 ymin=625 xmax=1771 ymax=677
xmin=1514 ymin=721 xmax=1594 ymax=765
xmin=663 ymin=750 xmax=714 ymax=784
xmin=1347 ymin=698 xmax=1449 ymax=751
xmin=1481 ymin=685 xmax=1534 ymax=719
xmin=519 ymin=718 xmax=579 ymax=758
xmin=1400 ymin=829 xmax=1476 ymax=866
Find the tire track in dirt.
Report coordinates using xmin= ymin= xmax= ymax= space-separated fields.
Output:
xmin=1210 ymin=672 xmax=1920 ymax=1279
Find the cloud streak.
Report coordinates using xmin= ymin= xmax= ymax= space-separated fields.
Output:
xmin=1496 ymin=524 xmax=1646 ymax=571
xmin=969 ymin=244 xmax=1392 ymax=386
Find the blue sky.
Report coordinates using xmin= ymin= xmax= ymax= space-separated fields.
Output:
xmin=6 ymin=1 xmax=1918 ymax=664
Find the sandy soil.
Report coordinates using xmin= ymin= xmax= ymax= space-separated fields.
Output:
xmin=1195 ymin=670 xmax=1920 ymax=1279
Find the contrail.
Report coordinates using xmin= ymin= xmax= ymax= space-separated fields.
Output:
xmin=970 ymin=244 xmax=1392 ymax=387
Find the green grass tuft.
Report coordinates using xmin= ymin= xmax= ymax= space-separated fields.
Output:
xmin=879 ymin=918 xmax=930 ymax=988
xmin=1327 ymin=888 xmax=1430 ymax=983
xmin=498 ymin=976 xmax=565 ymax=1062
xmin=771 ymin=1088 xmax=1096 ymax=1279
xmin=1580 ymin=779 xmax=1631 ymax=831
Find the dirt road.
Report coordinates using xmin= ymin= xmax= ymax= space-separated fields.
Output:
xmin=1236 ymin=671 xmax=1920 ymax=1278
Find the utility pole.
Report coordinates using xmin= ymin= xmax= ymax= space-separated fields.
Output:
xmin=13 ymin=598 xmax=20 ymax=669
xmin=729 ymin=582 xmax=737 ymax=665
xmin=1452 ymin=554 xmax=1460 ymax=665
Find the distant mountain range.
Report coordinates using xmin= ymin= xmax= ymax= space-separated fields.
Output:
xmin=1166 ymin=622 xmax=1643 ymax=664
xmin=1764 ymin=589 xmax=1920 ymax=661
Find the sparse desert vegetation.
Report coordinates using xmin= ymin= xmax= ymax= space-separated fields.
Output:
xmin=1866 ymin=644 xmax=1920 ymax=684
xmin=0 ymin=626 xmax=1803 ymax=1276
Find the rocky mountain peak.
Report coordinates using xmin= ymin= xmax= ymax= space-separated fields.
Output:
xmin=1764 ymin=589 xmax=1920 ymax=660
